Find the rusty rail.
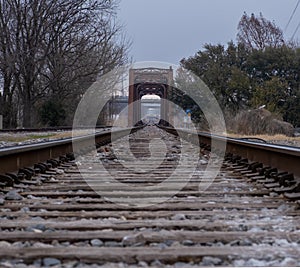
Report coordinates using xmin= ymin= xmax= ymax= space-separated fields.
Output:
xmin=0 ymin=127 xmax=140 ymax=174
xmin=159 ymin=126 xmax=300 ymax=179
xmin=0 ymin=125 xmax=111 ymax=133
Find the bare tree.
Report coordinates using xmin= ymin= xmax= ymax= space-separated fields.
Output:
xmin=0 ymin=0 xmax=18 ymax=127
xmin=0 ymin=0 xmax=129 ymax=127
xmin=237 ymin=12 xmax=285 ymax=50
xmin=43 ymin=7 xmax=128 ymax=99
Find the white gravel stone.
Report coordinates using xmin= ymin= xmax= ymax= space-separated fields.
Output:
xmin=90 ymin=239 xmax=103 ymax=247
xmin=171 ymin=213 xmax=186 ymax=221
xmin=248 ymin=226 xmax=263 ymax=232
xmin=182 ymin=240 xmax=194 ymax=246
xmin=245 ymin=258 xmax=268 ymax=266
xmin=277 ymin=204 xmax=291 ymax=212
xmin=20 ymin=207 xmax=30 ymax=212
xmin=233 ymin=259 xmax=246 ymax=266
xmin=55 ymin=169 xmax=64 ymax=174
xmin=138 ymin=261 xmax=148 ymax=267
xmin=26 ymin=194 xmax=37 ymax=199
xmin=280 ymin=257 xmax=299 ymax=266
xmin=43 ymin=257 xmax=61 ymax=267
xmin=150 ymin=260 xmax=163 ymax=267
xmin=199 ymin=159 xmax=208 ymax=165
xmin=5 ymin=190 xmax=23 ymax=200
xmin=33 ymin=242 xmax=53 ymax=248
xmin=269 ymin=192 xmax=279 ymax=197
xmin=274 ymin=239 xmax=290 ymax=246
xmin=200 ymin=256 xmax=222 ymax=266
xmin=0 ymin=241 xmax=11 ymax=247
xmin=122 ymin=233 xmax=145 ymax=246
xmin=12 ymin=242 xmax=24 ymax=248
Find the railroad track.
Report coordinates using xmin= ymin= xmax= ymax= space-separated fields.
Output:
xmin=0 ymin=126 xmax=110 ymax=133
xmin=0 ymin=125 xmax=300 ymax=267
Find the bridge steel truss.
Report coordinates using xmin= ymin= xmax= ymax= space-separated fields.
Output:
xmin=128 ymin=67 xmax=174 ymax=126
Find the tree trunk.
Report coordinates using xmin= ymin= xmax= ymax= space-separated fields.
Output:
xmin=22 ymin=89 xmax=32 ymax=128
xmin=1 ymin=73 xmax=17 ymax=128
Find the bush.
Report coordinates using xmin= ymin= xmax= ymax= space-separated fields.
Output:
xmin=39 ymin=100 xmax=66 ymax=127
xmin=232 ymin=109 xmax=294 ymax=136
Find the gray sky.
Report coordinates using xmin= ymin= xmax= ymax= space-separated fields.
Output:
xmin=118 ymin=0 xmax=300 ymax=64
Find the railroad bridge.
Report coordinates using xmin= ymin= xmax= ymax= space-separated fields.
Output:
xmin=128 ymin=67 xmax=174 ymax=126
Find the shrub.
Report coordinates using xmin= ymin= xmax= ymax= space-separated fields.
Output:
xmin=233 ymin=109 xmax=294 ymax=136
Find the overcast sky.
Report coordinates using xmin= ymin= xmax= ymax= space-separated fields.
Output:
xmin=117 ymin=0 xmax=300 ymax=64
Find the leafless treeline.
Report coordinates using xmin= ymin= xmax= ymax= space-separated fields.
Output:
xmin=237 ymin=12 xmax=285 ymax=50
xmin=0 ymin=0 xmax=129 ymax=127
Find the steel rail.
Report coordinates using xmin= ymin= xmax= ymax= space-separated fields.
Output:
xmin=0 ymin=126 xmax=111 ymax=133
xmin=159 ymin=126 xmax=300 ymax=179
xmin=0 ymin=127 xmax=140 ymax=174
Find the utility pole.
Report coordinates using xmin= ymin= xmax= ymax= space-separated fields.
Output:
xmin=0 ymin=115 xmax=3 ymax=129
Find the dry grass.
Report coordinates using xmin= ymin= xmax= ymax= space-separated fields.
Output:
xmin=0 ymin=131 xmax=73 ymax=143
xmin=50 ymin=131 xmax=73 ymax=139
xmin=0 ymin=129 xmax=103 ymax=143
xmin=0 ymin=133 xmax=54 ymax=142
xmin=227 ymin=133 xmax=300 ymax=141
xmin=226 ymin=133 xmax=300 ymax=147
xmin=232 ymin=109 xmax=294 ymax=137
